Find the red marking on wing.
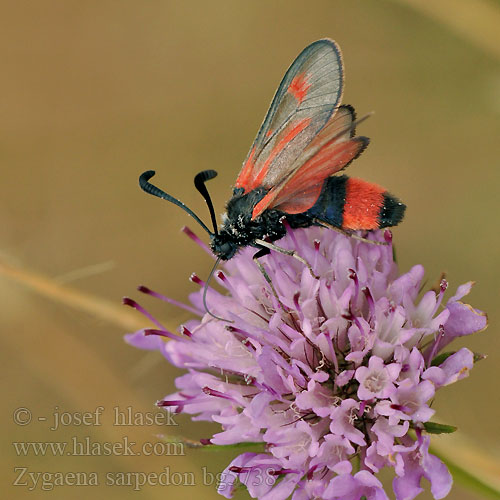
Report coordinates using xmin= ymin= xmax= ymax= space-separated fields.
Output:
xmin=247 ymin=117 xmax=312 ymax=192
xmin=342 ymin=178 xmax=385 ymax=230
xmin=288 ymin=72 xmax=311 ymax=104
xmin=236 ymin=40 xmax=343 ymax=196
xmin=235 ymin=146 xmax=256 ymax=190
xmin=251 ymin=138 xmax=364 ymax=219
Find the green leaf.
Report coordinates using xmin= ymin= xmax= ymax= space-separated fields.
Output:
xmin=198 ymin=441 xmax=266 ymax=452
xmin=157 ymin=434 xmax=266 ymax=452
xmin=431 ymin=352 xmax=455 ymax=366
xmin=424 ymin=422 xmax=458 ymax=434
xmin=473 ymin=352 xmax=487 ymax=363
xmin=431 ymin=351 xmax=487 ymax=366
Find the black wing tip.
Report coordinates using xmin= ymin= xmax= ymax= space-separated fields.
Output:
xmin=354 ymin=136 xmax=370 ymax=156
xmin=340 ymin=136 xmax=369 ymax=171
xmin=339 ymin=104 xmax=357 ymax=136
xmin=340 ymin=103 xmax=356 ymax=114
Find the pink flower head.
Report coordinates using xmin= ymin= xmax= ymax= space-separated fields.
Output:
xmin=355 ymin=356 xmax=400 ymax=400
xmin=125 ymin=227 xmax=487 ymax=499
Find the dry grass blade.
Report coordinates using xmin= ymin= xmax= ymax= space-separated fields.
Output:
xmin=0 ymin=260 xmax=148 ymax=332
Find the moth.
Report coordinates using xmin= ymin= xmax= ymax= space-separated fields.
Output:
xmin=140 ymin=39 xmax=405 ymax=265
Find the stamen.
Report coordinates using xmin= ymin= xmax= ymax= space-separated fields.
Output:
xmin=181 ymin=226 xmax=213 ymax=256
xmin=349 ymin=269 xmax=360 ymax=303
xmin=202 ymin=387 xmax=239 ymax=402
xmin=229 ymin=466 xmax=252 ymax=473
xmin=426 ymin=325 xmax=446 ymax=366
xmin=390 ymin=403 xmax=411 ymax=412
xmin=216 ymin=270 xmax=228 ymax=282
xmin=362 ymin=286 xmax=375 ymax=319
xmin=293 ymin=292 xmax=305 ymax=323
xmin=180 ymin=325 xmax=192 ymax=337
xmin=384 ymin=229 xmax=393 ymax=244
xmin=432 ymin=279 xmax=448 ymax=316
xmin=269 ymin=468 xmax=300 ymax=476
xmin=358 ymin=401 xmax=367 ymax=417
xmin=122 ymin=297 xmax=167 ymax=330
xmin=144 ymin=328 xmax=187 ymax=341
xmin=312 ymin=239 xmax=321 ymax=270
xmin=138 ymin=285 xmax=201 ymax=316
xmin=324 ymin=333 xmax=339 ymax=378
xmin=342 ymin=310 xmax=363 ymax=332
xmin=281 ymin=218 xmax=299 ymax=249
xmin=216 ymin=270 xmax=238 ymax=297
xmin=307 ymin=465 xmax=319 ymax=480
xmin=157 ymin=395 xmax=204 ymax=411
xmin=189 ymin=273 xmax=204 ymax=286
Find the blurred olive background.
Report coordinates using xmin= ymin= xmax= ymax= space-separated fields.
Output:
xmin=2 ymin=1 xmax=499 ymax=499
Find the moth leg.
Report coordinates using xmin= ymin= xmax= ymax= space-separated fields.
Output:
xmin=314 ymin=220 xmax=388 ymax=246
xmin=252 ymin=247 xmax=283 ymax=308
xmin=254 ymin=238 xmax=319 ymax=279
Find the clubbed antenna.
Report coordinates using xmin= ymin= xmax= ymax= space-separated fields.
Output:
xmin=194 ymin=170 xmax=219 ymax=235
xmin=139 ymin=170 xmax=214 ymax=236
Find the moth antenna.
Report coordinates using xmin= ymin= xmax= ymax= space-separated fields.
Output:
xmin=139 ymin=171 xmax=214 ymax=236
xmin=203 ymin=257 xmax=233 ymax=322
xmin=194 ymin=170 xmax=219 ymax=235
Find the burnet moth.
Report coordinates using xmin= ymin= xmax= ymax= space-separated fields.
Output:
xmin=139 ymin=39 xmax=405 ymax=314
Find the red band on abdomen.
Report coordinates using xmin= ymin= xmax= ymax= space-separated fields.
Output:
xmin=342 ymin=178 xmax=385 ymax=230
